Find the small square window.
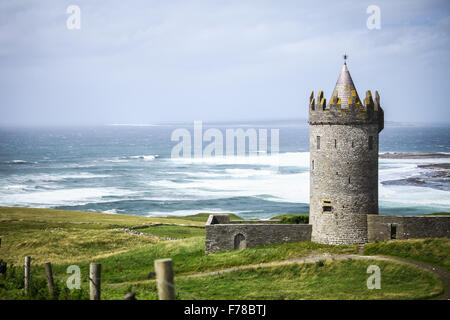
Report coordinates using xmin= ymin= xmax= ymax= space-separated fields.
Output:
xmin=322 ymin=200 xmax=332 ymax=212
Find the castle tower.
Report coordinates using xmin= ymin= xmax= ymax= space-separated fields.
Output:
xmin=308 ymin=59 xmax=384 ymax=244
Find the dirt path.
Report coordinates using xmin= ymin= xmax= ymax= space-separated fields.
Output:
xmin=107 ymin=253 xmax=450 ymax=299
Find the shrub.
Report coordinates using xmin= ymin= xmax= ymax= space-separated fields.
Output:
xmin=0 ymin=264 xmax=88 ymax=300
xmin=278 ymin=214 xmax=309 ymax=224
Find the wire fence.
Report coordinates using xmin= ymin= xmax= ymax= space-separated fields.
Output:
xmin=0 ymin=256 xmax=202 ymax=300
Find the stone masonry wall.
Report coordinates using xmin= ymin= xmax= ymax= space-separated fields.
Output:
xmin=309 ymin=124 xmax=379 ymax=244
xmin=205 ymin=215 xmax=312 ymax=253
xmin=367 ymin=215 xmax=450 ymax=242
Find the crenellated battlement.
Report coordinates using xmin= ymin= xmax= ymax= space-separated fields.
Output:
xmin=309 ymin=90 xmax=384 ymax=132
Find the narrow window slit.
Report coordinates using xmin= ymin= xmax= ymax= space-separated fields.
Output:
xmin=390 ymin=224 xmax=397 ymax=240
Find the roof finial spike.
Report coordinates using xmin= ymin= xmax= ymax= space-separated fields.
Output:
xmin=343 ymin=53 xmax=348 ymax=65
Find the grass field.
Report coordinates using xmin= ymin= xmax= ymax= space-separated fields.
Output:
xmin=364 ymin=238 xmax=450 ymax=271
xmin=139 ymin=225 xmax=205 ymax=239
xmin=102 ymin=259 xmax=444 ymax=300
xmin=0 ymin=207 xmax=448 ymax=300
xmin=0 ymin=206 xmax=220 ymax=227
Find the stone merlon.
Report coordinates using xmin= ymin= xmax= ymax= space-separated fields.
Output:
xmin=309 ymin=63 xmax=384 ymax=132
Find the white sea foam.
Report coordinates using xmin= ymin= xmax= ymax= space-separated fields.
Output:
xmin=169 ymin=152 xmax=310 ymax=167
xmin=182 ymin=168 xmax=276 ymax=178
xmin=1 ymin=151 xmax=448 ymax=212
xmin=127 ymin=155 xmax=159 ymax=161
xmin=0 ymin=173 xmax=114 ymax=197
xmin=2 ymin=184 xmax=28 ymax=190
xmin=140 ymin=196 xmax=189 ymax=201
xmin=157 ymin=152 xmax=449 ymax=210
xmin=44 ymin=162 xmax=98 ymax=169
xmin=379 ymin=157 xmax=450 ymax=181
xmin=380 ymin=185 xmax=450 ymax=208
xmin=181 ymin=171 xmax=225 ymax=178
xmin=6 ymin=160 xmax=28 ymax=164
xmin=0 ymin=187 xmax=135 ymax=206
xmin=103 ymin=209 xmax=119 ymax=214
xmin=223 ymin=168 xmax=275 ymax=177
xmin=145 ymin=209 xmax=245 ymax=217
xmin=146 ymin=170 xmax=310 ymax=204
xmin=9 ymin=173 xmax=113 ymax=183
xmin=378 ymin=158 xmax=450 ymax=211
xmin=104 ymin=159 xmax=129 ymax=163
xmin=104 ymin=155 xmax=159 ymax=162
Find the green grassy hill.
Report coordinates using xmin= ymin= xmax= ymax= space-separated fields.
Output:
xmin=0 ymin=207 xmax=448 ymax=300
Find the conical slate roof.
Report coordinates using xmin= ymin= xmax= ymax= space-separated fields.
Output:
xmin=330 ymin=63 xmax=361 ymax=108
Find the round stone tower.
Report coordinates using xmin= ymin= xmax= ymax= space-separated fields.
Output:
xmin=308 ymin=60 xmax=384 ymax=244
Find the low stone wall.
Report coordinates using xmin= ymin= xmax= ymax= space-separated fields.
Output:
xmin=367 ymin=215 xmax=450 ymax=242
xmin=205 ymin=215 xmax=312 ymax=253
xmin=228 ymin=220 xmax=281 ymax=224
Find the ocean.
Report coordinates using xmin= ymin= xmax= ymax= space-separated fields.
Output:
xmin=0 ymin=122 xmax=449 ymax=219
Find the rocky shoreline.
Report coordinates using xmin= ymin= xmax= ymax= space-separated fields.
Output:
xmin=418 ymin=163 xmax=450 ymax=171
xmin=380 ymin=152 xmax=450 ymax=159
xmin=381 ymin=154 xmax=450 ymax=191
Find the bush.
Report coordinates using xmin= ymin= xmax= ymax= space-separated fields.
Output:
xmin=0 ymin=264 xmax=88 ymax=300
xmin=3 ymin=263 xmax=23 ymax=290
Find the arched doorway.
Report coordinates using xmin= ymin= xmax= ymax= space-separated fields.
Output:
xmin=234 ymin=233 xmax=246 ymax=250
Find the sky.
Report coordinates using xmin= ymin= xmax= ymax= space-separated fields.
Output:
xmin=0 ymin=0 xmax=449 ymax=126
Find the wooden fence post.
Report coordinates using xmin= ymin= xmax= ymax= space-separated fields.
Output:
xmin=0 ymin=261 xmax=6 ymax=280
xmin=0 ymin=239 xmax=6 ymax=280
xmin=44 ymin=262 xmax=55 ymax=298
xmin=89 ymin=263 xmax=101 ymax=300
xmin=123 ymin=292 xmax=136 ymax=300
xmin=154 ymin=258 xmax=175 ymax=300
xmin=24 ymin=256 xmax=31 ymax=295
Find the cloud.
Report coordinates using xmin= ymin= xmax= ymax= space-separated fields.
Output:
xmin=0 ymin=0 xmax=449 ymax=125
